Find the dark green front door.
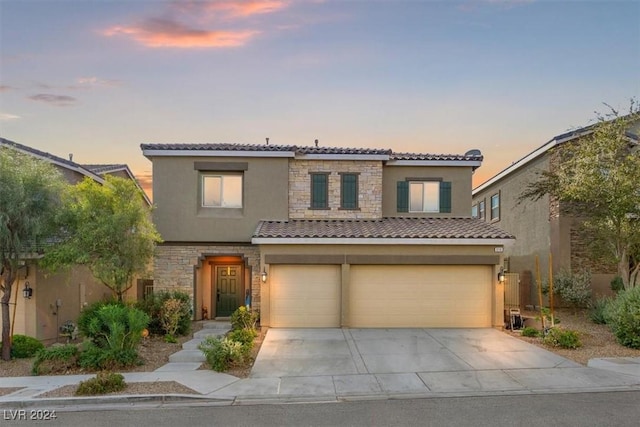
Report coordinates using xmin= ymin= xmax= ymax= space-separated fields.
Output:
xmin=215 ymin=265 xmax=241 ymax=317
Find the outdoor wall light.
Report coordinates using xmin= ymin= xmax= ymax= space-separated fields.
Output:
xmin=497 ymin=268 xmax=505 ymax=283
xmin=261 ymin=269 xmax=268 ymax=283
xmin=22 ymin=281 xmax=33 ymax=299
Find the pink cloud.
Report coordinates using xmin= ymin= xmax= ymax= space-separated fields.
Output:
xmin=103 ymin=18 xmax=258 ymax=48
xmin=210 ymin=0 xmax=288 ymax=17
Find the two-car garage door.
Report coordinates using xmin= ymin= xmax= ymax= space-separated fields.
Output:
xmin=269 ymin=264 xmax=492 ymax=328
xmin=349 ymin=265 xmax=492 ymax=328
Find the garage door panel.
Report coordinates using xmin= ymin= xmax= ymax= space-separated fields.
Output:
xmin=270 ymin=265 xmax=340 ymax=328
xmin=350 ymin=265 xmax=492 ymax=328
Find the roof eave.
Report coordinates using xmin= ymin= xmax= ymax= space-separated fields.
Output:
xmin=251 ymin=237 xmax=514 ymax=245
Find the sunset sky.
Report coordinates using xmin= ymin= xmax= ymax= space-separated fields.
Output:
xmin=1 ymin=0 xmax=638 ymax=199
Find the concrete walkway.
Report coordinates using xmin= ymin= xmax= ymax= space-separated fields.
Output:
xmin=1 ymin=327 xmax=639 ymax=408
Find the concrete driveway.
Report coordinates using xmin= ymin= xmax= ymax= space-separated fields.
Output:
xmin=251 ymin=328 xmax=579 ymax=378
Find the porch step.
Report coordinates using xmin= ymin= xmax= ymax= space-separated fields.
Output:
xmin=201 ymin=321 xmax=232 ymax=329
xmin=168 ymin=349 xmax=206 ymax=363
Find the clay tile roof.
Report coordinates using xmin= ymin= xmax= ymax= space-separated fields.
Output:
xmin=391 ymin=152 xmax=484 ymax=161
xmin=296 ymin=146 xmax=392 ymax=155
xmin=253 ymin=217 xmax=514 ymax=240
xmin=140 ymin=143 xmax=296 ymax=152
xmin=81 ymin=164 xmax=128 ymax=174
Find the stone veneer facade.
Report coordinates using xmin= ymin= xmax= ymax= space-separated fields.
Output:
xmin=289 ymin=159 xmax=383 ymax=219
xmin=153 ymin=244 xmax=262 ymax=314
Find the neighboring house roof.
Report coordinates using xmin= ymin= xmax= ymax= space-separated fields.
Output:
xmin=252 ymin=217 xmax=514 ymax=245
xmin=82 ymin=163 xmax=151 ymax=206
xmin=1 ymin=137 xmax=104 ymax=183
xmin=0 ymin=138 xmax=151 ymax=206
xmin=141 ymin=143 xmax=483 ymax=168
xmin=473 ymin=115 xmax=640 ymax=195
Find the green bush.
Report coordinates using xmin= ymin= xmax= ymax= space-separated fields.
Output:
xmin=606 ymin=286 xmax=640 ymax=349
xmin=551 ymin=269 xmax=593 ymax=312
xmin=160 ymin=298 xmax=187 ymax=343
xmin=32 ymin=345 xmax=79 ymax=375
xmin=227 ymin=328 xmax=257 ymax=358
xmin=77 ymin=303 xmax=149 ymax=369
xmin=77 ymin=299 xmax=123 ymax=338
xmin=589 ymin=296 xmax=612 ymax=325
xmin=610 ymin=276 xmax=624 ymax=294
xmin=10 ymin=335 xmax=44 ymax=359
xmin=230 ymin=306 xmax=258 ymax=331
xmin=75 ymin=371 xmax=126 ymax=396
xmin=136 ymin=290 xmax=192 ymax=336
xmin=543 ymin=328 xmax=582 ymax=349
xmin=521 ymin=327 xmax=541 ymax=337
xmin=198 ymin=336 xmax=246 ymax=372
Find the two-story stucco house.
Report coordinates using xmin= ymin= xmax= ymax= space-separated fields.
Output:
xmin=472 ymin=120 xmax=639 ymax=306
xmin=141 ymin=143 xmax=513 ymax=328
xmin=0 ymin=138 xmax=150 ymax=343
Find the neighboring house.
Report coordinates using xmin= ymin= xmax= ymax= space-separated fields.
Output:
xmin=472 ymin=121 xmax=640 ymax=305
xmin=0 ymin=138 xmax=150 ymax=344
xmin=141 ymin=142 xmax=513 ymax=329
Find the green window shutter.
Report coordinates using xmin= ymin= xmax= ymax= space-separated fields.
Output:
xmin=311 ymin=174 xmax=328 ymax=208
xmin=397 ymin=181 xmax=409 ymax=212
xmin=439 ymin=181 xmax=451 ymax=213
xmin=341 ymin=174 xmax=357 ymax=209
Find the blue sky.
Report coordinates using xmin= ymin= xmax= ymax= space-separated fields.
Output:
xmin=1 ymin=0 xmax=638 ymax=195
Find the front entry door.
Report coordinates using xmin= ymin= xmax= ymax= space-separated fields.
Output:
xmin=215 ymin=265 xmax=241 ymax=317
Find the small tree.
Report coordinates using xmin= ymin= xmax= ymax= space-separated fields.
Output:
xmin=42 ymin=175 xmax=161 ymax=301
xmin=0 ymin=147 xmax=66 ymax=360
xmin=520 ymin=100 xmax=640 ymax=289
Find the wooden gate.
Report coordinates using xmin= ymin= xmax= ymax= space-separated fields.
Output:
xmin=504 ymin=272 xmax=520 ymax=309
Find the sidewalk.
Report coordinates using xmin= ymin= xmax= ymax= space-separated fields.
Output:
xmin=1 ymin=327 xmax=640 ymax=409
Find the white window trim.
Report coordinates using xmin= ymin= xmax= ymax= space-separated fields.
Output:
xmin=202 ymin=174 xmax=243 ymax=208
xmin=409 ymin=181 xmax=440 ymax=213
xmin=490 ymin=193 xmax=500 ymax=221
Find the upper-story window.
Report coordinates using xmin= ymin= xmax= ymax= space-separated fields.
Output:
xmin=202 ymin=174 xmax=243 ymax=208
xmin=310 ymin=172 xmax=329 ymax=209
xmin=490 ymin=193 xmax=500 ymax=221
xmin=396 ymin=180 xmax=451 ymax=213
xmin=340 ymin=173 xmax=359 ymax=210
xmin=471 ymin=204 xmax=478 ymax=218
xmin=478 ymin=200 xmax=485 ymax=220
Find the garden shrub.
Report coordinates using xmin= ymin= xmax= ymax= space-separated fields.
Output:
xmin=589 ymin=296 xmax=612 ymax=325
xmin=227 ymin=328 xmax=257 ymax=358
xmin=198 ymin=336 xmax=246 ymax=372
xmin=77 ymin=303 xmax=149 ymax=369
xmin=77 ymin=299 xmax=123 ymax=337
xmin=10 ymin=335 xmax=44 ymax=359
xmin=32 ymin=344 xmax=79 ymax=375
xmin=610 ymin=276 xmax=624 ymax=294
xmin=605 ymin=286 xmax=640 ymax=349
xmin=75 ymin=371 xmax=126 ymax=396
xmin=160 ymin=298 xmax=186 ymax=343
xmin=230 ymin=306 xmax=258 ymax=332
xmin=136 ymin=290 xmax=191 ymax=336
xmin=543 ymin=328 xmax=582 ymax=349
xmin=551 ymin=269 xmax=593 ymax=313
xmin=521 ymin=327 xmax=541 ymax=338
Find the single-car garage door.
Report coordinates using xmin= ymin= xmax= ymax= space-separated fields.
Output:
xmin=350 ymin=265 xmax=492 ymax=328
xmin=270 ymin=265 xmax=341 ymax=327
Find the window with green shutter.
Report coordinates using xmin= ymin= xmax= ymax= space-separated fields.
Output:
xmin=310 ymin=173 xmax=329 ymax=209
xmin=397 ymin=181 xmax=409 ymax=212
xmin=400 ymin=179 xmax=452 ymax=213
xmin=340 ymin=173 xmax=359 ymax=209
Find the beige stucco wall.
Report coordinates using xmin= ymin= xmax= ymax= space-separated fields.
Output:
xmin=289 ymin=159 xmax=383 ymax=219
xmin=153 ymin=244 xmax=261 ymax=319
xmin=473 ymin=155 xmax=552 ymax=302
xmin=151 ymin=156 xmax=289 ymax=242
xmin=382 ymin=165 xmax=474 ymax=217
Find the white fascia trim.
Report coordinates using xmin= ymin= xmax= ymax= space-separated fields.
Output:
xmin=295 ymin=154 xmax=390 ymax=161
xmin=472 ymin=139 xmax=559 ymax=195
xmin=142 ymin=150 xmax=295 ymax=158
xmin=387 ymin=160 xmax=482 ymax=167
xmin=251 ymin=237 xmax=513 ymax=245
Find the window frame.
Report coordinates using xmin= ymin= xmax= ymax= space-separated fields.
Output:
xmin=490 ymin=192 xmax=500 ymax=221
xmin=471 ymin=204 xmax=478 ymax=218
xmin=478 ymin=199 xmax=485 ymax=220
xmin=408 ymin=180 xmax=441 ymax=213
xmin=339 ymin=172 xmax=360 ymax=210
xmin=309 ymin=172 xmax=330 ymax=210
xmin=201 ymin=173 xmax=243 ymax=208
